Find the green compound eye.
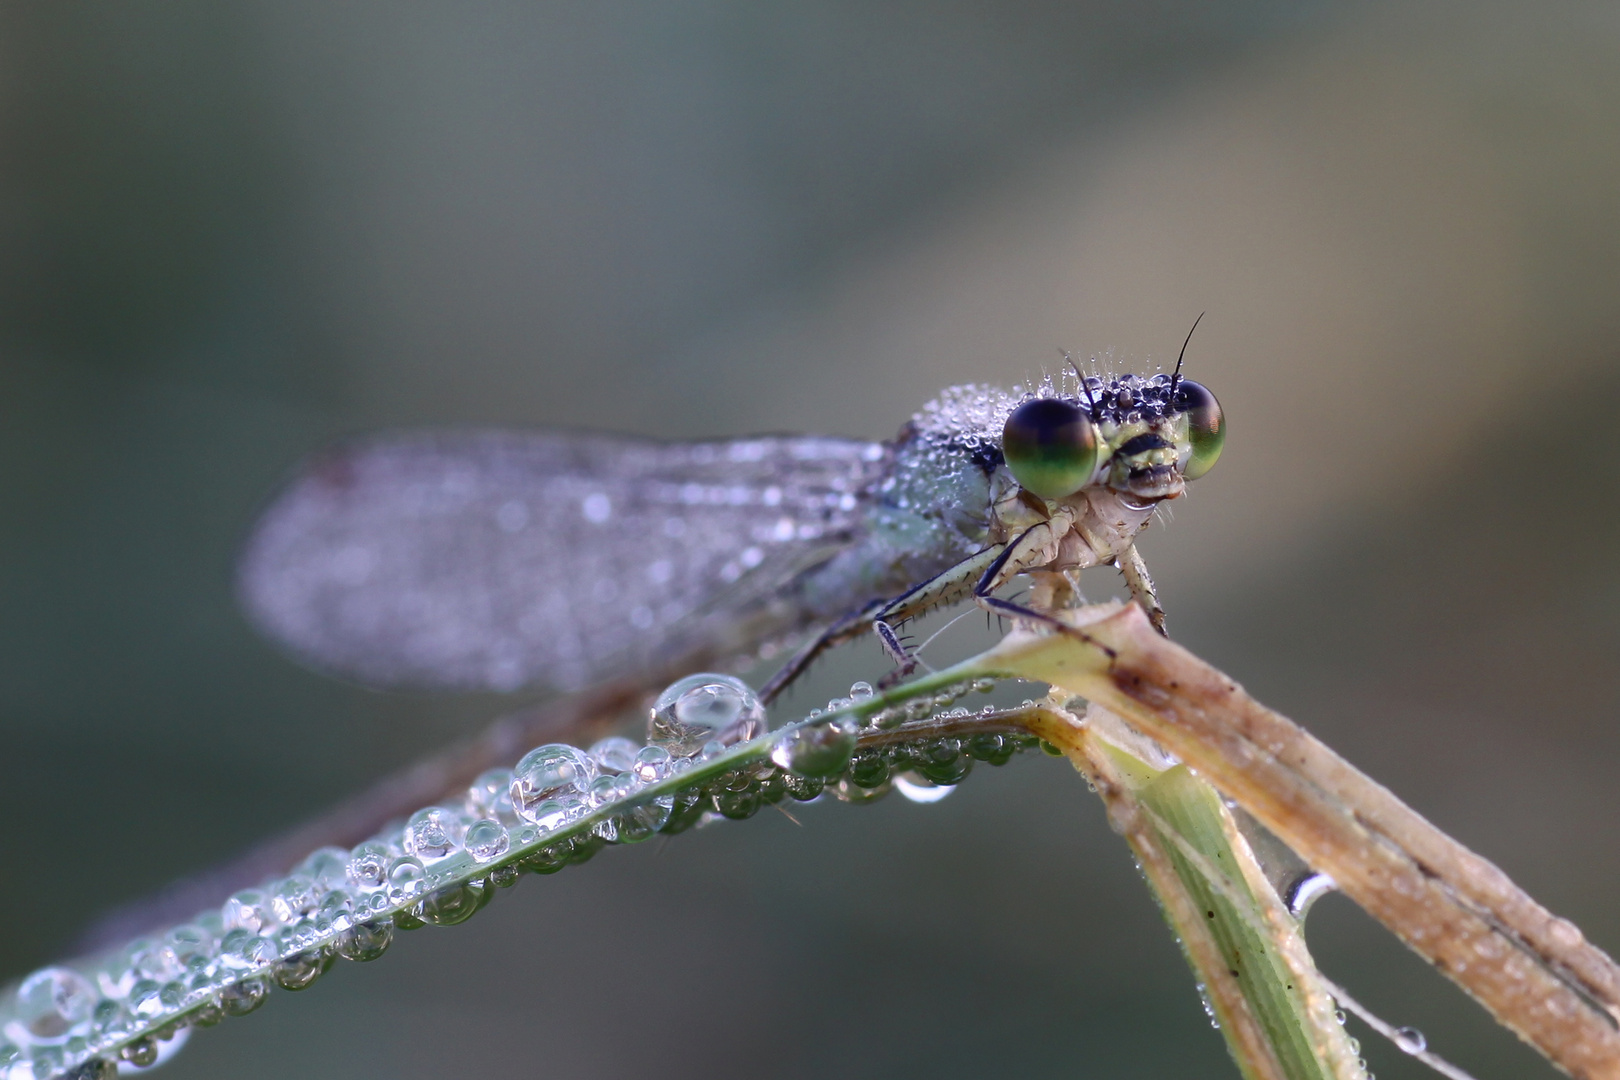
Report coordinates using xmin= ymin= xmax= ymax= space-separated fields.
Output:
xmin=1001 ymin=398 xmax=1100 ymax=500
xmin=1172 ymin=380 xmax=1225 ymax=480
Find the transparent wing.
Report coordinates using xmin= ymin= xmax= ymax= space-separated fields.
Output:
xmin=237 ymin=430 xmax=889 ymax=692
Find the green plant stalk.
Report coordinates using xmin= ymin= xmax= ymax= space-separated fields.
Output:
xmin=966 ymin=600 xmax=1620 ymax=1079
xmin=1019 ymin=700 xmax=1358 ymax=1080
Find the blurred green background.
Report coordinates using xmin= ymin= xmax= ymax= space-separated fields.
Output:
xmin=3 ymin=2 xmax=1618 ymax=1077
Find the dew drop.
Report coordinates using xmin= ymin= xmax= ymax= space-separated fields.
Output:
xmin=220 ymin=929 xmax=277 ymax=968
xmin=222 ymin=889 xmax=275 ymax=934
xmin=769 ymin=717 xmax=857 ymax=778
xmin=520 ymin=796 xmax=583 ymax=832
xmin=465 ymin=769 xmax=515 ymax=820
xmin=126 ymin=979 xmax=164 ymax=1018
xmin=648 ymin=674 xmax=765 ymax=757
xmin=122 ymin=1037 xmax=159 ymax=1067
xmin=781 ymin=771 xmax=825 ymax=801
xmin=848 ymin=680 xmax=875 ymax=701
xmin=345 ymin=842 xmax=394 ymax=891
xmin=387 ymin=856 xmax=427 ymax=899
xmin=15 ymin=966 xmax=96 ymax=1038
xmin=847 ymin=749 xmax=892 ymax=788
xmin=464 ymin=818 xmax=510 ymax=862
xmin=403 ymin=808 xmax=463 ymax=861
xmin=298 ymin=847 xmax=351 ymax=891
xmin=272 ymin=950 xmax=332 ymax=991
xmin=511 ymin=744 xmax=596 ymax=819
xmin=916 ymin=738 xmax=972 ymax=784
xmin=67 ymin=1056 xmax=117 ymax=1080
xmin=829 ymin=777 xmax=890 ymax=803
xmin=334 ymin=920 xmax=394 ymax=963
xmin=414 ymin=883 xmax=485 ymax=926
xmin=588 ymin=736 xmax=640 ymax=774
xmin=219 ymin=977 xmax=270 ymax=1017
xmin=269 ymin=876 xmax=319 ymax=924
xmin=632 ymin=744 xmax=673 ymax=783
xmin=1393 ymin=1026 xmax=1427 ymax=1055
xmin=162 ymin=925 xmax=215 ymax=972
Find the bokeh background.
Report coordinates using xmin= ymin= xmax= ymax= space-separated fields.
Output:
xmin=4 ymin=2 xmax=1619 ymax=1077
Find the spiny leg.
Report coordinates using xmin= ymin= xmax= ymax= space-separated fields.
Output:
xmin=758 ymin=544 xmax=1005 ymax=704
xmin=870 ymin=545 xmax=1005 ymax=687
xmin=1115 ymin=542 xmax=1167 ymax=635
xmin=758 ymin=600 xmax=883 ymax=705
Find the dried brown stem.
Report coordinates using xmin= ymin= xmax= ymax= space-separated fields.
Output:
xmin=983 ymin=602 xmax=1620 ymax=1079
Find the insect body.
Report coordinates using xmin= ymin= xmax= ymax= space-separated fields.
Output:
xmin=238 ymin=372 xmax=1224 ymax=703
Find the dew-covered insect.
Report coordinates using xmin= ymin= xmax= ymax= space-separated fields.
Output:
xmin=238 ymin=357 xmax=1224 ymax=704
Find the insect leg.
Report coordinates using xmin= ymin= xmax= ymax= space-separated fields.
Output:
xmin=758 ymin=600 xmax=885 ymax=705
xmin=869 ymin=545 xmax=1006 ymax=684
xmin=970 ymin=515 xmax=1114 ymax=645
xmin=1115 ymin=542 xmax=1167 ymax=635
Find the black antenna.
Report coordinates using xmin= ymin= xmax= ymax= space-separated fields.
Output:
xmin=1062 ymin=349 xmax=1099 ymax=410
xmin=1168 ymin=311 xmax=1205 ymax=400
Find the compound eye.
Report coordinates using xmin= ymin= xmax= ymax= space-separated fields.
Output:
xmin=1173 ymin=380 xmax=1225 ymax=480
xmin=1001 ymin=398 xmax=1099 ymax=500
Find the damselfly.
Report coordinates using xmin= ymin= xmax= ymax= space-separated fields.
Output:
xmin=238 ymin=354 xmax=1225 ymax=706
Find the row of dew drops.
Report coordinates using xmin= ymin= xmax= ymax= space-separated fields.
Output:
xmin=0 ymin=672 xmax=1038 ymax=1080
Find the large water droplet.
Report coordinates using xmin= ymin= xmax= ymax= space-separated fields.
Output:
xmin=15 ymin=966 xmax=96 ymax=1038
xmin=464 ymin=818 xmax=510 ymax=862
xmin=403 ymin=808 xmax=463 ymax=861
xmin=1393 ymin=1026 xmax=1427 ymax=1055
xmin=770 ymin=717 xmax=857 ymax=778
xmin=511 ymin=744 xmax=595 ymax=819
xmin=648 ymin=674 xmax=764 ymax=756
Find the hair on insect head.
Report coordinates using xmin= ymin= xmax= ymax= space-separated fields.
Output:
xmin=1061 ymin=349 xmax=1100 ymax=411
xmin=1168 ymin=311 xmax=1205 ymax=400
